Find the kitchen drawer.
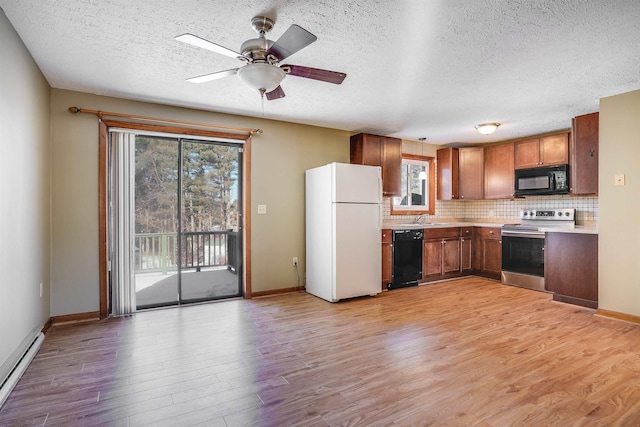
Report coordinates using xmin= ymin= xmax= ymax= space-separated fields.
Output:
xmin=382 ymin=229 xmax=392 ymax=243
xmin=422 ymin=227 xmax=461 ymax=239
xmin=461 ymin=227 xmax=473 ymax=238
xmin=474 ymin=227 xmax=501 ymax=238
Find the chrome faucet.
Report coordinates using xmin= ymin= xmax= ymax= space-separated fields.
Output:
xmin=414 ymin=214 xmax=428 ymax=224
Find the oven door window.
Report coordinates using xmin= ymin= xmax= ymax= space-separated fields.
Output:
xmin=517 ymin=175 xmax=550 ymax=191
xmin=502 ymin=235 xmax=545 ymax=277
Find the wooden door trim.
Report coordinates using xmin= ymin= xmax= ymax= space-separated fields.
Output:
xmin=98 ymin=121 xmax=108 ymax=318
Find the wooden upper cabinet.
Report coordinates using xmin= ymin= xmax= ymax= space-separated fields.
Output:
xmin=350 ymin=133 xmax=401 ymax=196
xmin=514 ymin=133 xmax=569 ymax=169
xmin=540 ymin=133 xmax=569 ymax=166
xmin=351 ymin=133 xmax=382 ymax=165
xmin=382 ymin=137 xmax=402 ymax=197
xmin=458 ymin=147 xmax=484 ymax=200
xmin=437 ymin=147 xmax=459 ymax=200
xmin=571 ymin=112 xmax=599 ymax=195
xmin=514 ymin=138 xmax=540 ymax=169
xmin=484 ymin=142 xmax=514 ymax=199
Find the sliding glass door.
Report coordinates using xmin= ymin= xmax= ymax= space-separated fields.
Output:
xmin=122 ymin=135 xmax=243 ymax=310
xmin=179 ymin=140 xmax=242 ymax=302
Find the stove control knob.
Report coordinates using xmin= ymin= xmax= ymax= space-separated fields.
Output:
xmin=565 ymin=212 xmax=570 ymax=217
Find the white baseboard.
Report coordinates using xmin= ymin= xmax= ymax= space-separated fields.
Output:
xmin=0 ymin=332 xmax=44 ymax=408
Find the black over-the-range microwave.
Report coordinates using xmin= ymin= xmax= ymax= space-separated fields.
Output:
xmin=514 ymin=164 xmax=569 ymax=196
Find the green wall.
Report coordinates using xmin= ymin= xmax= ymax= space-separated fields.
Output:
xmin=0 ymin=8 xmax=51 ymax=384
xmin=599 ymin=89 xmax=640 ymax=315
xmin=49 ymin=89 xmax=351 ymax=315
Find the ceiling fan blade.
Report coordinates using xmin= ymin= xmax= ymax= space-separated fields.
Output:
xmin=175 ymin=33 xmax=246 ymax=60
xmin=267 ymin=25 xmax=317 ymax=61
xmin=265 ymin=85 xmax=286 ymax=100
xmin=186 ymin=68 xmax=238 ymax=83
xmin=283 ymin=65 xmax=347 ymax=84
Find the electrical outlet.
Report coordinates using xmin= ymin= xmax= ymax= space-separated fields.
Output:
xmin=292 ymin=257 xmax=298 ymax=267
xmin=39 ymin=282 xmax=43 ymax=297
xmin=257 ymin=204 xmax=267 ymax=214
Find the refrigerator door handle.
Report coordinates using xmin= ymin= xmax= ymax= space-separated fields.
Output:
xmin=378 ymin=175 xmax=383 ymax=202
xmin=379 ymin=204 xmax=383 ymax=240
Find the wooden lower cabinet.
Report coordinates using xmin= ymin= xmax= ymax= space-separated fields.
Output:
xmin=461 ymin=227 xmax=473 ymax=271
xmin=381 ymin=229 xmax=392 ymax=290
xmin=383 ymin=226 xmax=501 ymax=286
xmin=443 ymin=238 xmax=461 ymax=273
xmin=472 ymin=227 xmax=502 ymax=279
xmin=545 ymin=232 xmax=598 ymax=308
xmin=423 ymin=239 xmax=442 ymax=277
xmin=422 ymin=228 xmax=462 ymax=281
xmin=482 ymin=239 xmax=502 ymax=275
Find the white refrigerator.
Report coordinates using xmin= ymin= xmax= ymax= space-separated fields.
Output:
xmin=305 ymin=163 xmax=382 ymax=302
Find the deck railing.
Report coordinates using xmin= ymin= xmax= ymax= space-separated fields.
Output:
xmin=135 ymin=230 xmax=237 ymax=274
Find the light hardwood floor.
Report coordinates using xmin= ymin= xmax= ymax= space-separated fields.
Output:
xmin=2 ymin=277 xmax=640 ymax=426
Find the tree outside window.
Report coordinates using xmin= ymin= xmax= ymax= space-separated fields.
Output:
xmin=391 ymin=155 xmax=435 ymax=215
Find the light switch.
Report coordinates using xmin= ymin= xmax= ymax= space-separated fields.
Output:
xmin=257 ymin=204 xmax=267 ymax=214
xmin=614 ymin=174 xmax=625 ymax=186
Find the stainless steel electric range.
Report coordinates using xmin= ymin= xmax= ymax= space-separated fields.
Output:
xmin=501 ymin=208 xmax=576 ymax=291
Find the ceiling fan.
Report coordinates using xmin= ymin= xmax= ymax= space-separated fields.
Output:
xmin=175 ymin=16 xmax=347 ymax=100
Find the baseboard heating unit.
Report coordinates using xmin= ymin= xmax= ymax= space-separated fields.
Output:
xmin=0 ymin=332 xmax=44 ymax=408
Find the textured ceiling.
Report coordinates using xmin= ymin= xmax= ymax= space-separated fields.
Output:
xmin=2 ymin=0 xmax=639 ymax=145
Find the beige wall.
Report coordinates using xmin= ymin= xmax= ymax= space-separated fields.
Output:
xmin=0 ymin=9 xmax=51 ymax=382
xmin=49 ymin=89 xmax=351 ymax=315
xmin=598 ymin=89 xmax=640 ymax=315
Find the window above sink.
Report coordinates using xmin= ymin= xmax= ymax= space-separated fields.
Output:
xmin=391 ymin=154 xmax=435 ymax=215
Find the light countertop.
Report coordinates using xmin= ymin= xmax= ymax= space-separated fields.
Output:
xmin=383 ymin=220 xmax=599 ymax=235
xmin=382 ymin=220 xmax=515 ymax=230
xmin=541 ymin=225 xmax=598 ymax=235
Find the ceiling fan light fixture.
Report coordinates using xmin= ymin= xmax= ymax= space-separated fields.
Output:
xmin=237 ymin=63 xmax=285 ymax=94
xmin=475 ymin=122 xmax=500 ymax=135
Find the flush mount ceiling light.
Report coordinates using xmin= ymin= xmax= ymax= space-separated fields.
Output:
xmin=475 ymin=123 xmax=500 ymax=135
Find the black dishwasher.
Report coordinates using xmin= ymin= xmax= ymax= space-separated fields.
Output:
xmin=390 ymin=229 xmax=423 ymax=289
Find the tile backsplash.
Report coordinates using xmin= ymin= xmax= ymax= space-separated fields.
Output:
xmin=383 ymin=195 xmax=598 ymax=225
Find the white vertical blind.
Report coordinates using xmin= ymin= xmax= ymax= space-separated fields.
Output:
xmin=110 ymin=131 xmax=136 ymax=315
